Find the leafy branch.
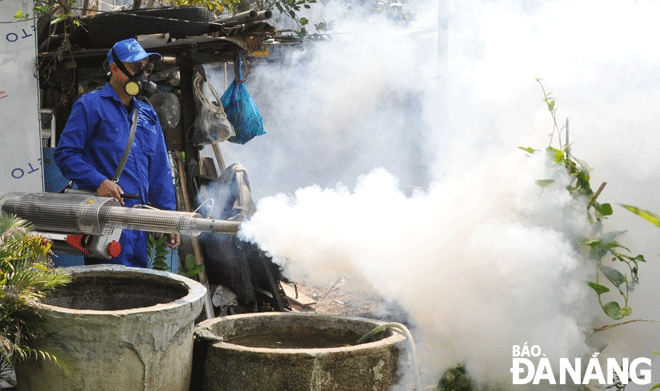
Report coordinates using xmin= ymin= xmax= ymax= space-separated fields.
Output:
xmin=147 ymin=234 xmax=205 ymax=279
xmin=147 ymin=234 xmax=170 ymax=271
xmin=535 ymin=77 xmax=564 ymax=149
xmin=173 ymin=0 xmax=241 ymax=14
xmin=14 ymin=0 xmax=80 ymax=26
xmin=619 ymin=197 xmax=660 ymax=391
xmin=179 ymin=253 xmax=205 ymax=279
xmin=520 ymin=80 xmax=645 ymax=320
xmin=264 ymin=0 xmax=317 ymax=36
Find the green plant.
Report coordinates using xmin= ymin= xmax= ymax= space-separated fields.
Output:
xmin=14 ymin=0 xmax=79 ymax=25
xmin=0 ymin=212 xmax=71 ymax=387
xmin=436 ymin=364 xmax=510 ymax=391
xmin=147 ymin=233 xmax=170 ymax=271
xmin=173 ymin=0 xmax=241 ymax=14
xmin=178 ymin=253 xmax=205 ymax=279
xmin=618 ymin=204 xmax=660 ymax=391
xmin=620 ymin=205 xmax=660 ymax=228
xmin=147 ymin=235 xmax=206 ymax=278
xmin=436 ymin=364 xmax=474 ymax=391
xmin=365 ymin=0 xmax=412 ymax=22
xmin=520 ymin=79 xmax=645 ymax=320
xmin=261 ymin=0 xmax=317 ymax=36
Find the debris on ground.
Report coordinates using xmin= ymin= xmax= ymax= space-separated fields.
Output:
xmin=282 ymin=277 xmax=405 ymax=322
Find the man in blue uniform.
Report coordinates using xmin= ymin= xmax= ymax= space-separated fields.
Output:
xmin=55 ymin=38 xmax=180 ymax=267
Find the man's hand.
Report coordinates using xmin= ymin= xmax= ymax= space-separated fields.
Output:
xmin=97 ymin=179 xmax=125 ymax=205
xmin=166 ymin=233 xmax=180 ymax=249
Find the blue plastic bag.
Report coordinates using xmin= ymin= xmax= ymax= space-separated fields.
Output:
xmin=221 ymin=53 xmax=265 ymax=144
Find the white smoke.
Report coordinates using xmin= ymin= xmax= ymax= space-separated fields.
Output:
xmin=212 ymin=0 xmax=660 ymax=388
xmin=240 ymin=150 xmax=596 ymax=386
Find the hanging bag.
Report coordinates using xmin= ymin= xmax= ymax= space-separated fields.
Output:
xmin=191 ymin=73 xmax=235 ymax=145
xmin=221 ymin=52 xmax=265 ymax=145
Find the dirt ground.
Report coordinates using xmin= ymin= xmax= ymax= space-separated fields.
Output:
xmin=283 ymin=277 xmax=407 ymax=323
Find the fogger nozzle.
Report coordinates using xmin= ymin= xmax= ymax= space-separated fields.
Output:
xmin=0 ymin=192 xmax=240 ymax=236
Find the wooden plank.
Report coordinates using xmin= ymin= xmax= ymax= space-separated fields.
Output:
xmin=281 ymin=282 xmax=316 ymax=306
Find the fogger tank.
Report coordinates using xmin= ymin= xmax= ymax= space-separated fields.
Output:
xmin=0 ymin=192 xmax=240 ymax=258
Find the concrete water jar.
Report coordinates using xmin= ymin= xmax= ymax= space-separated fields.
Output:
xmin=194 ymin=312 xmax=407 ymax=391
xmin=16 ymin=265 xmax=206 ymax=391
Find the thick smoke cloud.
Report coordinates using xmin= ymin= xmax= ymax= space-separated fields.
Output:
xmin=209 ymin=0 xmax=660 ymax=388
xmin=240 ymin=152 xmax=595 ymax=387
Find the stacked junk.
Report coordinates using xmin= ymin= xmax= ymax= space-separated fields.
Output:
xmin=8 ymin=5 xmax=413 ymax=391
xmin=38 ymin=6 xmax=274 ymax=52
xmin=39 ymin=3 xmax=279 ymax=316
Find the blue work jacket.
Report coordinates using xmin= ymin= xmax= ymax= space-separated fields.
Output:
xmin=54 ymin=84 xmax=176 ymax=267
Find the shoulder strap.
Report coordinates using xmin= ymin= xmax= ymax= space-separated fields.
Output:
xmin=113 ymin=108 xmax=139 ymax=182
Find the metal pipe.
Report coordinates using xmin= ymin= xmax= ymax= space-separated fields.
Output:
xmin=100 ymin=206 xmax=241 ymax=236
xmin=214 ymin=9 xmax=258 ymax=26
xmin=255 ymin=9 xmax=272 ymax=20
xmin=211 ymin=9 xmax=271 ymax=29
xmin=188 ymin=216 xmax=240 ymax=234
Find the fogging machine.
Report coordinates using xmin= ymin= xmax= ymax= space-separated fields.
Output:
xmin=0 ymin=192 xmax=240 ymax=259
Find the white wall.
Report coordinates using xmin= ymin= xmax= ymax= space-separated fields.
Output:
xmin=0 ymin=0 xmax=44 ymax=193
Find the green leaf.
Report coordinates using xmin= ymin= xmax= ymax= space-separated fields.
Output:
xmin=587 ymin=281 xmax=610 ymax=296
xmin=602 ymin=301 xmax=625 ymax=320
xmin=576 ymin=171 xmax=592 ymax=196
xmin=51 ymin=14 xmax=66 ymax=25
xmin=620 ymin=204 xmax=660 ymax=228
xmin=300 ymin=17 xmax=308 ymax=24
xmin=546 ymin=146 xmax=564 ymax=163
xmin=518 ymin=146 xmax=537 ymax=154
xmin=577 ymin=238 xmax=596 ymax=245
xmin=594 ymin=203 xmax=613 ymax=216
xmin=188 ymin=265 xmax=205 ymax=274
xmin=583 ymin=240 xmax=608 ymax=259
xmin=603 ymin=239 xmax=629 ymax=252
xmin=535 ymin=179 xmax=555 ymax=188
xmin=650 ymin=382 xmax=660 ymax=391
xmin=599 ymin=265 xmax=626 ymax=288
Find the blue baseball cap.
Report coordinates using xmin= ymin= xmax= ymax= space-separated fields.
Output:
xmin=107 ymin=38 xmax=162 ymax=65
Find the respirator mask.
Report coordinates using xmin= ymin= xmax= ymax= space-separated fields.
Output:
xmin=111 ymin=48 xmax=158 ymax=98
